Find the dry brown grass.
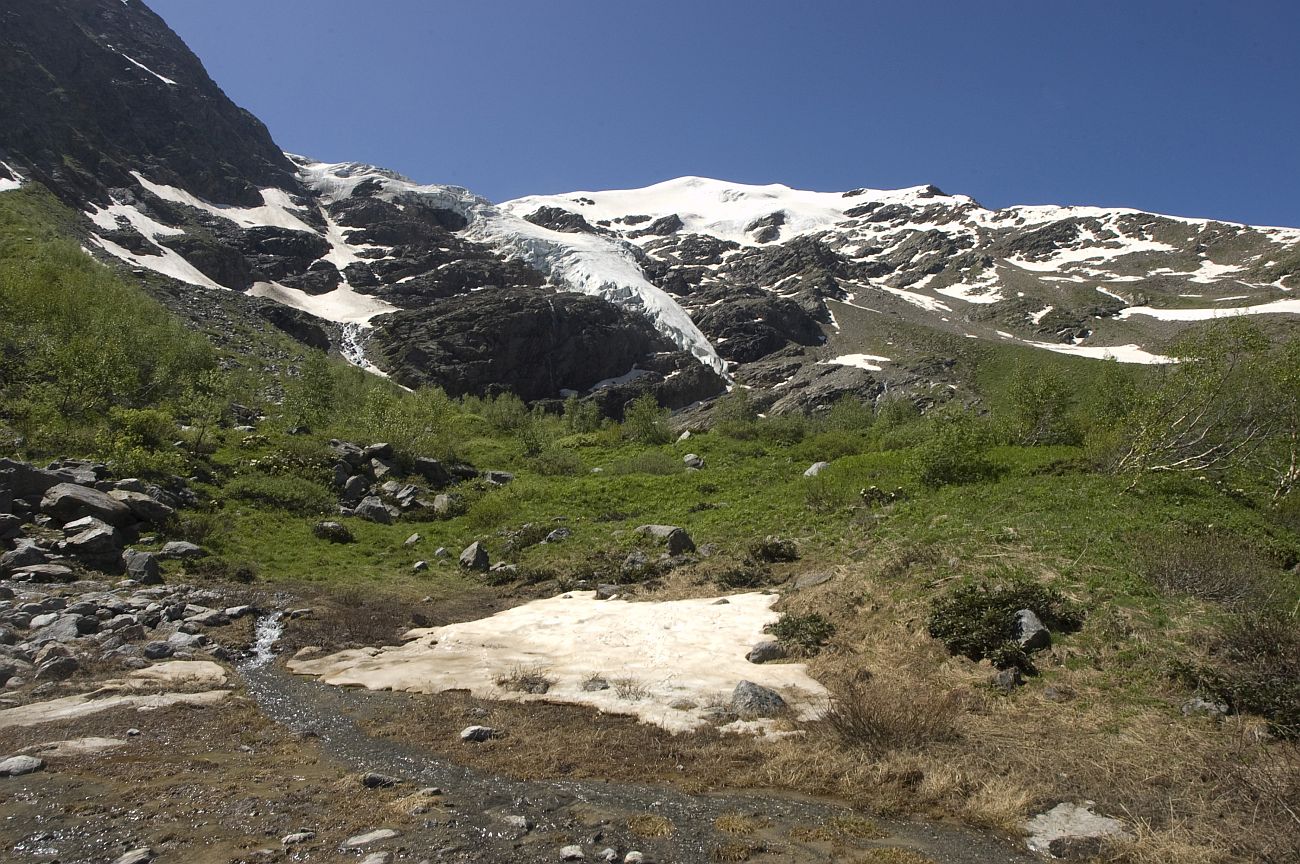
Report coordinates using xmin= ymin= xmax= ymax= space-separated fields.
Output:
xmin=849 ymin=849 xmax=936 ymax=864
xmin=822 ymin=675 xmax=962 ymax=752
xmin=710 ymin=841 xmax=766 ymax=862
xmin=713 ymin=811 xmax=768 ymax=835
xmin=627 ymin=813 xmax=674 ymax=837
xmin=787 ymin=815 xmax=887 ymax=842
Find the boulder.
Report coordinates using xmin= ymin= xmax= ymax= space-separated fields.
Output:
xmin=354 ymin=496 xmax=395 ymax=525
xmin=544 ymin=527 xmax=572 ymax=543
xmin=0 ymin=514 xmax=22 ymax=541
xmin=312 ymin=521 xmax=354 ymax=543
xmin=403 ymin=533 xmax=422 ymax=547
xmin=803 ymin=461 xmax=830 ymax=477
xmin=745 ymin=640 xmax=786 ymax=664
xmin=35 ymin=655 xmax=79 ymax=681
xmin=560 ymin=846 xmax=586 ymax=861
xmin=991 ymin=668 xmax=1024 ymax=692
xmin=10 ymin=564 xmax=75 ymax=584
xmin=111 ymin=850 xmax=155 ymax=864
xmin=63 ymin=524 xmax=123 ymax=557
xmin=341 ymin=475 xmax=369 ymax=504
xmin=731 ymin=680 xmax=787 ymax=718
xmin=413 ymin=457 xmax=452 ymax=488
xmin=0 ymin=541 xmax=49 ymax=574
xmin=40 ymin=483 xmax=133 ymax=528
xmin=122 ymin=550 xmax=162 ymax=585
xmin=683 ymin=453 xmax=704 ymax=469
xmin=107 ymin=490 xmax=175 ymax=524
xmin=160 ymin=541 xmax=206 ymax=560
xmin=460 ymin=725 xmax=497 ymax=742
xmin=636 ymin=524 xmax=695 ymax=555
xmin=459 ymin=541 xmax=489 ymax=572
xmin=342 ymin=828 xmax=400 ymax=847
xmin=0 ymin=754 xmax=45 ymax=777
xmin=1016 ymin=609 xmax=1052 ymax=651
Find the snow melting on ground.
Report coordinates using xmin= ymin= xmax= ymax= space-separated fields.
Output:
xmin=822 ymin=353 xmax=892 ymax=372
xmin=132 ymin=172 xmax=316 ymax=233
xmin=0 ymin=161 xmax=25 ymax=193
xmin=294 ymin=157 xmax=727 ymax=376
xmin=1025 ymin=339 xmax=1172 ymax=364
xmin=289 ymin=591 xmax=826 ymax=734
xmin=1118 ymin=297 xmax=1300 ymax=321
xmin=248 ymin=281 xmax=397 ymax=327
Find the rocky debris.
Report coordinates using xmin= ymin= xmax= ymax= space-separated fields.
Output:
xmin=731 ymin=680 xmax=787 ymax=718
xmin=281 ymin=831 xmax=315 ymax=846
xmin=803 ymin=461 xmax=831 ymax=477
xmin=359 ymin=853 xmax=392 ymax=864
xmin=1025 ymin=802 xmax=1132 ymax=858
xmin=636 ymin=525 xmax=696 ymax=555
xmin=745 ymin=640 xmax=786 ymax=664
xmin=0 ymin=754 xmax=45 ymax=776
xmin=1016 ymin=609 xmax=1052 ymax=650
xmin=459 ymin=542 xmax=489 ymax=572
xmin=460 ymin=725 xmax=497 ymax=743
xmin=312 ymin=521 xmax=354 ymax=543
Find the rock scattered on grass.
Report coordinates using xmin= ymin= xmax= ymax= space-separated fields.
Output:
xmin=0 ymin=754 xmax=45 ymax=777
xmin=460 ymin=725 xmax=497 ymax=743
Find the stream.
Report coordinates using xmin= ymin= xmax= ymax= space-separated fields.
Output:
xmin=238 ymin=616 xmax=1033 ymax=864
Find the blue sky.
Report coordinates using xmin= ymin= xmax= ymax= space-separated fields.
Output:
xmin=147 ymin=0 xmax=1300 ymax=227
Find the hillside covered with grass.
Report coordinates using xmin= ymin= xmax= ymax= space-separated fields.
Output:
xmin=2 ymin=183 xmax=1299 ymax=863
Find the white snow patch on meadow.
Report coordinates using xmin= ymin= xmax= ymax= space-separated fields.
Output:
xmin=822 ymin=353 xmax=891 ymax=372
xmin=1118 ymin=298 xmax=1300 ymax=322
xmin=0 ymin=161 xmax=24 ymax=193
xmin=289 ymin=591 xmax=826 ymax=734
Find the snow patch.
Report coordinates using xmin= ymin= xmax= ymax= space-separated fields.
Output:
xmin=111 ymin=48 xmax=178 ymax=85
xmin=0 ymin=161 xmax=24 ymax=193
xmin=1118 ymin=298 xmax=1300 ymax=322
xmin=248 ymin=280 xmax=396 ymax=326
xmin=289 ymin=591 xmax=826 ymax=734
xmin=822 ymin=353 xmax=892 ymax=372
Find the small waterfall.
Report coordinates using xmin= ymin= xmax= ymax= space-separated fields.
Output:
xmin=244 ymin=612 xmax=284 ymax=669
xmin=339 ymin=322 xmax=384 ymax=375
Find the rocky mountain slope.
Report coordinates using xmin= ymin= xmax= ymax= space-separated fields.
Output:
xmin=2 ymin=0 xmax=1299 ymax=416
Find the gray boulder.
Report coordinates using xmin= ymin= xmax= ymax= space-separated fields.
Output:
xmin=0 ymin=541 xmax=49 ymax=574
xmin=312 ymin=521 xmax=354 ymax=543
xmin=35 ymin=655 xmax=78 ymax=681
xmin=683 ymin=453 xmax=704 ymax=469
xmin=0 ymin=514 xmax=22 ymax=541
xmin=354 ymin=496 xmax=395 ymax=525
xmin=0 ymin=754 xmax=45 ymax=777
xmin=10 ymin=564 xmax=75 ymax=584
xmin=460 ymin=725 xmax=497 ymax=742
xmin=1016 ymin=609 xmax=1052 ymax=650
xmin=160 ymin=541 xmax=206 ymax=560
xmin=459 ymin=541 xmax=489 ymax=572
xmin=731 ymin=680 xmax=787 ymax=718
xmin=636 ymin=524 xmax=696 ymax=555
xmin=745 ymin=640 xmax=786 ymax=664
xmin=40 ymin=483 xmax=133 ymax=528
xmin=107 ymin=490 xmax=175 ymax=524
xmin=122 ymin=550 xmax=162 ymax=585
xmin=803 ymin=461 xmax=831 ymax=477
xmin=341 ymin=474 xmax=369 ymax=504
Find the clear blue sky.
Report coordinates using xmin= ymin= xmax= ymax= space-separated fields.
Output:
xmin=147 ymin=0 xmax=1300 ymax=227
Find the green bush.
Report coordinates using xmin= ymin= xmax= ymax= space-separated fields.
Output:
xmin=608 ymin=449 xmax=681 ymax=476
xmin=622 ymin=392 xmax=672 ymax=445
xmin=1177 ymin=610 xmax=1300 ymax=739
xmin=927 ymin=578 xmax=1085 ymax=669
xmin=529 ymin=446 xmax=587 ymax=476
xmin=768 ymin=612 xmax=836 ymax=654
xmin=224 ymin=473 xmax=335 ymax=515
xmin=910 ymin=407 xmax=999 ymax=488
xmin=562 ymin=394 xmax=602 ymax=434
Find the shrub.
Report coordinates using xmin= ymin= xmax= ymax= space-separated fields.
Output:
xmin=910 ymin=407 xmax=998 ymax=488
xmin=927 ymin=578 xmax=1084 ymax=669
xmin=1137 ymin=530 xmax=1278 ymax=608
xmin=224 ymin=473 xmax=335 ymax=515
xmin=465 ymin=489 xmax=521 ymax=530
xmin=529 ymin=446 xmax=586 ymax=476
xmin=823 ymin=396 xmax=875 ymax=433
xmin=623 ymin=392 xmax=672 ymax=445
xmin=767 ymin=612 xmax=836 ymax=655
xmin=608 ymin=450 xmax=681 ymax=476
xmin=824 ymin=675 xmax=961 ymax=752
xmin=714 ymin=389 xmax=760 ymax=439
xmin=1179 ymin=610 xmax=1300 ymax=739
xmin=748 ymin=537 xmax=799 ymax=563
xmin=562 ymin=394 xmax=602 ymax=434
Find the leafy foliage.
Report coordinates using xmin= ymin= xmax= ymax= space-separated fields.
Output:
xmin=768 ymin=612 xmax=836 ymax=654
xmin=927 ymin=578 xmax=1084 ymax=669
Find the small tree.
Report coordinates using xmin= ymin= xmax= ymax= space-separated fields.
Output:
xmin=1110 ymin=320 xmax=1273 ymax=483
xmin=622 ymin=392 xmax=672 ymax=445
xmin=562 ymin=394 xmax=602 ymax=434
xmin=283 ymin=351 xmax=335 ymax=431
xmin=1005 ymin=362 xmax=1079 ymax=445
xmin=911 ymin=406 xmax=998 ymax=488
